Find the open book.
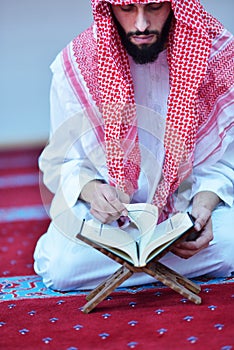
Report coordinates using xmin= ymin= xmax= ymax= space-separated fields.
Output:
xmin=76 ymin=203 xmax=195 ymax=267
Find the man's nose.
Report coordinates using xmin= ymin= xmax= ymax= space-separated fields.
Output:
xmin=134 ymin=11 xmax=150 ymax=32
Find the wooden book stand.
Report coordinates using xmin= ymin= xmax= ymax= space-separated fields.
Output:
xmin=76 ymin=207 xmax=202 ymax=314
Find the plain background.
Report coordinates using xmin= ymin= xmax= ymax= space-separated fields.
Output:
xmin=1 ymin=0 xmax=233 ymax=147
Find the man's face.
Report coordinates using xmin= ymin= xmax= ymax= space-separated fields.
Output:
xmin=111 ymin=2 xmax=172 ymax=64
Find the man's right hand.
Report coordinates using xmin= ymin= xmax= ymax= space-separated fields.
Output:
xmin=80 ymin=180 xmax=130 ymax=224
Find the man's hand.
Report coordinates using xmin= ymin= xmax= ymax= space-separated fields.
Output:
xmin=172 ymin=191 xmax=221 ymax=259
xmin=80 ymin=180 xmax=130 ymax=224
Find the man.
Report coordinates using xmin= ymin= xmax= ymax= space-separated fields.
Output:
xmin=34 ymin=0 xmax=234 ymax=291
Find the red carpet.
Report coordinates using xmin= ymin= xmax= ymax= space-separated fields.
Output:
xmin=0 ymin=219 xmax=49 ymax=277
xmin=1 ymin=285 xmax=234 ymax=350
xmin=0 ymin=147 xmax=43 ymax=208
xmin=0 ymin=147 xmax=233 ymax=350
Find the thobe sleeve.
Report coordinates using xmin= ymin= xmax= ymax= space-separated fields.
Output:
xmin=39 ymin=54 xmax=106 ymax=216
xmin=191 ymin=142 xmax=234 ymax=207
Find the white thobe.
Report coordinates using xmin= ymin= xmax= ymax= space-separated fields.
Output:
xmin=34 ymin=50 xmax=234 ymax=291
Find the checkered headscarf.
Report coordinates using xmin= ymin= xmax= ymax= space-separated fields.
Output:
xmin=74 ymin=0 xmax=223 ymax=208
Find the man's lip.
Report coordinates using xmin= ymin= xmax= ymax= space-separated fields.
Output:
xmin=130 ymin=34 xmax=156 ymax=45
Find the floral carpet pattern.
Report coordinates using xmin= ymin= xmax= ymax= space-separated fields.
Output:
xmin=0 ymin=274 xmax=233 ymax=302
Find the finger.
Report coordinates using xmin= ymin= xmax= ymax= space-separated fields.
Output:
xmin=90 ymin=208 xmax=118 ymax=224
xmin=116 ymin=189 xmax=130 ymax=205
xmin=90 ymin=195 xmax=115 ymax=214
xmin=172 ymin=246 xmax=203 ymax=259
xmin=108 ymin=197 xmax=128 ymax=216
xmin=194 ymin=220 xmax=202 ymax=231
xmin=89 ymin=187 xmax=120 ymax=215
xmin=172 ymin=244 xmax=208 ymax=259
xmin=191 ymin=207 xmax=211 ymax=231
xmin=174 ymin=240 xmax=209 ymax=255
xmin=175 ymin=240 xmax=201 ymax=250
xmin=193 ymin=215 xmax=207 ymax=231
xmin=176 ymin=229 xmax=212 ymax=250
xmin=90 ymin=197 xmax=126 ymax=223
xmin=101 ymin=187 xmax=128 ymax=216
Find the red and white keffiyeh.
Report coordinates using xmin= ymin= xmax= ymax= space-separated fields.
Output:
xmin=70 ymin=0 xmax=233 ymax=211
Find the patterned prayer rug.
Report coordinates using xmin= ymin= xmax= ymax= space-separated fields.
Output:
xmin=0 ymin=147 xmax=233 ymax=350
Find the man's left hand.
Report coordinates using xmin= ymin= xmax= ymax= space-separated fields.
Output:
xmin=171 ymin=191 xmax=220 ymax=259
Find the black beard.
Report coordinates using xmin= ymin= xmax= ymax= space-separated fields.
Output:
xmin=113 ymin=11 xmax=173 ymax=64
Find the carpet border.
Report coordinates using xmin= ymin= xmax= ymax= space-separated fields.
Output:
xmin=1 ymin=274 xmax=233 ymax=302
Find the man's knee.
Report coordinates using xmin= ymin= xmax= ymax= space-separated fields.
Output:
xmin=209 ymin=236 xmax=234 ymax=277
xmin=210 ymin=204 xmax=234 ymax=276
xmin=34 ymin=242 xmax=87 ymax=291
xmin=35 ymin=254 xmax=71 ymax=291
xmin=217 ymin=241 xmax=234 ymax=276
xmin=34 ymin=238 xmax=118 ymax=291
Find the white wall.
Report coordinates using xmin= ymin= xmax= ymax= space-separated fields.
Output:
xmin=0 ymin=0 xmax=233 ymax=147
xmin=201 ymin=0 xmax=233 ymax=32
xmin=0 ymin=0 xmax=92 ymax=147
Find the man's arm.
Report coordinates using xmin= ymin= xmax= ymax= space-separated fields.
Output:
xmin=172 ymin=141 xmax=233 ymax=259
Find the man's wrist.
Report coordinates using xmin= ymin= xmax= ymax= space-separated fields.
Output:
xmin=192 ymin=191 xmax=221 ymax=212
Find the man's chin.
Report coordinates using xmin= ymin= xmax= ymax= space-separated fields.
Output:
xmin=125 ymin=42 xmax=162 ymax=64
xmin=134 ymin=43 xmax=155 ymax=50
xmin=130 ymin=53 xmax=160 ymax=64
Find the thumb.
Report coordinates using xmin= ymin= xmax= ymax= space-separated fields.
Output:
xmin=117 ymin=189 xmax=130 ymax=205
xmin=192 ymin=206 xmax=211 ymax=231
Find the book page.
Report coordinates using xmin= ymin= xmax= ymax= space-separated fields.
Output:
xmin=139 ymin=212 xmax=193 ymax=265
xmin=80 ymin=219 xmax=139 ymax=265
xmin=126 ymin=202 xmax=159 ymax=256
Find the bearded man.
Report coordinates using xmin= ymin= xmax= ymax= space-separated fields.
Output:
xmin=34 ymin=1 xmax=234 ymax=291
